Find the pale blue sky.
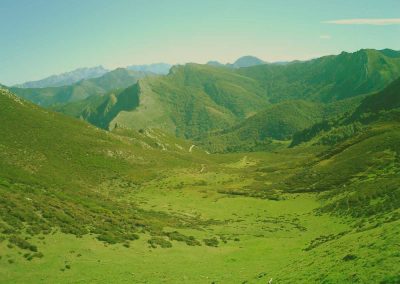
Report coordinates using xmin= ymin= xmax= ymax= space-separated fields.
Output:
xmin=1 ymin=0 xmax=399 ymax=85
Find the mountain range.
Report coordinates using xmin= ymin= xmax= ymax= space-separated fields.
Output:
xmin=32 ymin=49 xmax=400 ymax=143
xmin=14 ymin=66 xmax=109 ymax=88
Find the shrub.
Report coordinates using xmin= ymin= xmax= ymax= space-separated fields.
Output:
xmin=203 ymin=237 xmax=219 ymax=247
xmin=148 ymin=237 xmax=172 ymax=248
xmin=125 ymin=233 xmax=139 ymax=241
xmin=96 ymin=233 xmax=118 ymax=244
xmin=342 ymin=254 xmax=358 ymax=261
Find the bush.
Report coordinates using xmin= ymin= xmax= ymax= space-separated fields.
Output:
xmin=203 ymin=237 xmax=219 ymax=247
xmin=96 ymin=233 xmax=118 ymax=244
xmin=148 ymin=237 xmax=172 ymax=248
xmin=125 ymin=233 xmax=139 ymax=241
xmin=342 ymin=254 xmax=357 ymax=261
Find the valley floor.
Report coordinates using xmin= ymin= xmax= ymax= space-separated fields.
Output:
xmin=1 ymin=152 xmax=398 ymax=283
xmin=0 ymin=194 xmax=344 ymax=283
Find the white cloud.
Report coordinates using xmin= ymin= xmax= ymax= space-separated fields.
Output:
xmin=323 ymin=18 xmax=400 ymax=25
xmin=319 ymin=35 xmax=331 ymax=40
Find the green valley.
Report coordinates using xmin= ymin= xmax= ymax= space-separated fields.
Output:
xmin=1 ymin=65 xmax=399 ymax=282
xmin=1 ymin=2 xmax=400 ymax=280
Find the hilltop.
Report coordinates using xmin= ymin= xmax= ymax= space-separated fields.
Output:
xmin=207 ymin=55 xmax=267 ymax=68
xmin=229 ymin=55 xmax=267 ymax=68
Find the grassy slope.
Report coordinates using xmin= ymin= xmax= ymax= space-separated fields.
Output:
xmin=287 ymin=78 xmax=400 ymax=216
xmin=268 ymin=81 xmax=400 ymax=282
xmin=0 ymin=88 xmax=216 ymax=252
xmin=10 ymin=68 xmax=149 ymax=106
xmin=274 ymin=122 xmax=400 ymax=282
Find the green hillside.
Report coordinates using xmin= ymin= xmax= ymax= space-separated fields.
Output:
xmin=239 ymin=49 xmax=400 ymax=102
xmin=0 ymin=87 xmax=213 ymax=251
xmin=201 ymin=96 xmax=363 ymax=153
xmin=284 ymin=77 xmax=400 ymax=226
xmin=10 ymin=68 xmax=149 ymax=106
xmin=291 ymin=77 xmax=400 ymax=147
xmin=109 ymin=63 xmax=269 ymax=137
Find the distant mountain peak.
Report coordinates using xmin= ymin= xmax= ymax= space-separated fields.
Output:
xmin=206 ymin=56 xmax=266 ymax=69
xmin=126 ymin=63 xmax=172 ymax=75
xmin=378 ymin=48 xmax=400 ymax=58
xmin=232 ymin=56 xmax=266 ymax=68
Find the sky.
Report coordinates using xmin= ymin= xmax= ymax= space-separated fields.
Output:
xmin=1 ymin=0 xmax=399 ymax=85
